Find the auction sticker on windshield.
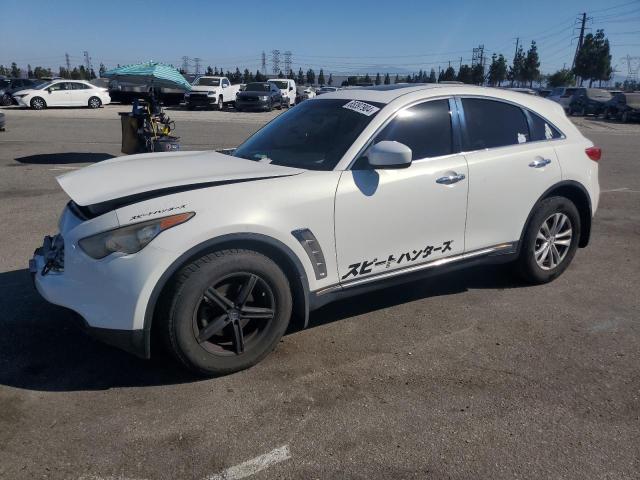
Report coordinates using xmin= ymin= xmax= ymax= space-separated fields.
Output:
xmin=342 ymin=100 xmax=380 ymax=116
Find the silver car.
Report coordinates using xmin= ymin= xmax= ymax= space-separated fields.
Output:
xmin=548 ymin=87 xmax=579 ymax=112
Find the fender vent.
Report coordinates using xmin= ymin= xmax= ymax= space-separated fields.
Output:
xmin=292 ymin=229 xmax=327 ymax=280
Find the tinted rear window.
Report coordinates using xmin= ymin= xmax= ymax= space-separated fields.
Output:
xmin=528 ymin=111 xmax=562 ymax=141
xmin=374 ymin=99 xmax=453 ymax=160
xmin=462 ymin=98 xmax=530 ymax=149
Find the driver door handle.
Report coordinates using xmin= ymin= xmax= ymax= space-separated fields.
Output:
xmin=436 ymin=172 xmax=466 ymax=185
xmin=529 ymin=158 xmax=552 ymax=168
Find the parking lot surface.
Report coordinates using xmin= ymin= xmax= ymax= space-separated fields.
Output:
xmin=0 ymin=105 xmax=638 ymax=480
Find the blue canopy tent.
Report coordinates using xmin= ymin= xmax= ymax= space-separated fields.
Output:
xmin=102 ymin=62 xmax=192 ymax=91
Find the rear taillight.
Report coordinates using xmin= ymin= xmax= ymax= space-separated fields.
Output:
xmin=585 ymin=146 xmax=601 ymax=162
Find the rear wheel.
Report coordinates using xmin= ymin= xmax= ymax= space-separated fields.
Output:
xmin=30 ymin=97 xmax=46 ymax=110
xmin=516 ymin=197 xmax=580 ymax=284
xmin=217 ymin=96 xmax=224 ymax=111
xmin=88 ymin=96 xmax=102 ymax=109
xmin=621 ymin=111 xmax=629 ymax=123
xmin=161 ymin=249 xmax=292 ymax=376
xmin=1 ymin=93 xmax=12 ymax=106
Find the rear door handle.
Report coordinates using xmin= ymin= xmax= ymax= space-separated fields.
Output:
xmin=529 ymin=158 xmax=551 ymax=168
xmin=436 ymin=172 xmax=466 ymax=185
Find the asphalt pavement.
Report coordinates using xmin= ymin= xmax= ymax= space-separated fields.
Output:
xmin=0 ymin=105 xmax=638 ymax=480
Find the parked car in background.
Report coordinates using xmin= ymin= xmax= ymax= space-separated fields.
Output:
xmin=235 ymin=82 xmax=283 ymax=111
xmin=31 ymin=84 xmax=600 ymax=375
xmin=548 ymin=87 xmax=579 ymax=111
xmin=184 ymin=76 xmax=241 ymax=110
xmin=295 ymin=86 xmax=316 ymax=104
xmin=13 ymin=80 xmax=111 ymax=110
xmin=537 ymin=89 xmax=552 ymax=98
xmin=316 ymin=86 xmax=339 ymax=95
xmin=508 ymin=87 xmax=539 ymax=96
xmin=268 ymin=79 xmax=296 ymax=107
xmin=604 ymin=92 xmax=640 ymax=122
xmin=568 ymin=88 xmax=612 ymax=116
xmin=0 ymin=78 xmax=44 ymax=106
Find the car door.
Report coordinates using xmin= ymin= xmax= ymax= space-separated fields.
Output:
xmin=459 ymin=97 xmax=562 ymax=252
xmin=70 ymin=82 xmax=91 ymax=106
xmin=334 ymin=98 xmax=468 ymax=283
xmin=221 ymin=78 xmax=230 ymax=101
xmin=46 ymin=82 xmax=72 ymax=106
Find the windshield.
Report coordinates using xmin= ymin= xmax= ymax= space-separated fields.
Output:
xmin=269 ymin=80 xmax=288 ymax=89
xmin=194 ymin=77 xmax=220 ymax=86
xmin=586 ymin=89 xmax=612 ymax=101
xmin=245 ymin=83 xmax=271 ymax=92
xmin=35 ymin=81 xmax=54 ymax=90
xmin=233 ymin=99 xmax=384 ymax=171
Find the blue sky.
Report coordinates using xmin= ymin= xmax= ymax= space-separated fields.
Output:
xmin=1 ymin=0 xmax=638 ymax=77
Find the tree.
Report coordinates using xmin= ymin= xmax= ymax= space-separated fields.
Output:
xmin=99 ymin=63 xmax=106 ymax=77
xmin=327 ymin=73 xmax=333 ymax=86
xmin=457 ymin=64 xmax=472 ymax=83
xmin=440 ymin=66 xmax=456 ymax=81
xmin=487 ymin=53 xmax=507 ymax=86
xmin=471 ymin=64 xmax=485 ymax=85
xmin=27 ymin=64 xmax=33 ymax=78
xmin=508 ymin=45 xmax=525 ymax=86
xmin=574 ymin=29 xmax=612 ymax=87
xmin=306 ymin=68 xmax=316 ymax=85
xmin=427 ymin=69 xmax=437 ymax=83
xmin=522 ymin=41 xmax=540 ymax=87
xmin=255 ymin=70 xmax=266 ymax=82
xmin=363 ymin=73 xmax=371 ymax=84
xmin=297 ymin=68 xmax=305 ymax=85
xmin=287 ymin=69 xmax=295 ymax=80
xmin=318 ymin=69 xmax=325 ymax=85
xmin=90 ymin=68 xmax=97 ymax=80
xmin=243 ymin=69 xmax=253 ymax=83
xmin=547 ymin=68 xmax=575 ymax=87
xmin=394 ymin=74 xmax=400 ymax=83
xmin=384 ymin=73 xmax=391 ymax=85
xmin=10 ymin=62 xmax=20 ymax=78
xmin=205 ymin=66 xmax=213 ymax=75
xmin=375 ymin=72 xmax=381 ymax=85
xmin=277 ymin=70 xmax=284 ymax=78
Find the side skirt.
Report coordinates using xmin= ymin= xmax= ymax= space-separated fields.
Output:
xmin=308 ymin=242 xmax=518 ymax=311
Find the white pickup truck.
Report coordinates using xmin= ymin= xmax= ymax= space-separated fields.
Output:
xmin=185 ymin=76 xmax=240 ymax=110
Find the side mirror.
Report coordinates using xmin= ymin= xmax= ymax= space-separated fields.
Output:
xmin=367 ymin=141 xmax=412 ymax=169
xmin=47 ymin=88 xmax=52 ymax=93
xmin=289 ymin=86 xmax=294 ymax=91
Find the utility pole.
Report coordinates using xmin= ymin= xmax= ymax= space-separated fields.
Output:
xmin=572 ymin=12 xmax=587 ymax=72
xmin=510 ymin=38 xmax=519 ymax=87
xmin=459 ymin=57 xmax=462 ymax=69
xmin=83 ymin=51 xmax=92 ymax=78
xmin=261 ymin=51 xmax=267 ymax=73
xmin=193 ymin=57 xmax=201 ymax=75
xmin=284 ymin=51 xmax=292 ymax=77
xmin=271 ymin=50 xmax=280 ymax=76
xmin=65 ymin=52 xmax=71 ymax=78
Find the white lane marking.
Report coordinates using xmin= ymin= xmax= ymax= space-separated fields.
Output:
xmin=601 ymin=187 xmax=640 ymax=193
xmin=49 ymin=166 xmax=81 ymax=171
xmin=205 ymin=445 xmax=291 ymax=480
xmin=77 ymin=475 xmax=148 ymax=480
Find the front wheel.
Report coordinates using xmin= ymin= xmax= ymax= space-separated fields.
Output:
xmin=1 ymin=93 xmax=12 ymax=106
xmin=30 ymin=97 xmax=46 ymax=110
xmin=217 ymin=96 xmax=224 ymax=111
xmin=621 ymin=111 xmax=629 ymax=123
xmin=516 ymin=197 xmax=581 ymax=284
xmin=161 ymin=249 xmax=293 ymax=376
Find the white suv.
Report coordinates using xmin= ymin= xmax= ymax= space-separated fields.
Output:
xmin=30 ymin=85 xmax=600 ymax=375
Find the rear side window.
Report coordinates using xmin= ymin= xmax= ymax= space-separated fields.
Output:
xmin=462 ymin=98 xmax=529 ymax=149
xmin=374 ymin=99 xmax=453 ymax=159
xmin=528 ymin=111 xmax=562 ymax=141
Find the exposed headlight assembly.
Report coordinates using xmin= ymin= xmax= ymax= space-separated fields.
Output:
xmin=79 ymin=212 xmax=195 ymax=259
xmin=207 ymin=90 xmax=217 ymax=96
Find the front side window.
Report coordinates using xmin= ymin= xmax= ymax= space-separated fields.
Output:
xmin=233 ymin=99 xmax=383 ymax=171
xmin=462 ymin=98 xmax=529 ymax=149
xmin=528 ymin=111 xmax=562 ymax=141
xmin=374 ymin=99 xmax=453 ymax=160
xmin=49 ymin=82 xmax=68 ymax=91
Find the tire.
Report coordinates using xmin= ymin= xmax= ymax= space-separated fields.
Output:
xmin=161 ymin=249 xmax=293 ymax=376
xmin=516 ymin=196 xmax=581 ymax=285
xmin=217 ymin=96 xmax=224 ymax=111
xmin=30 ymin=97 xmax=46 ymax=110
xmin=567 ymin=107 xmax=574 ymax=116
xmin=1 ymin=93 xmax=12 ymax=106
xmin=276 ymin=101 xmax=283 ymax=110
xmin=580 ymin=107 xmax=587 ymax=117
xmin=267 ymin=100 xmax=273 ymax=112
xmin=88 ymin=96 xmax=102 ymax=109
xmin=621 ymin=111 xmax=629 ymax=123
xmin=236 ymin=106 xmax=243 ymax=112
xmin=604 ymin=109 xmax=611 ymax=120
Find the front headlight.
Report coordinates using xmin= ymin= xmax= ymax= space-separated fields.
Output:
xmin=207 ymin=90 xmax=217 ymax=96
xmin=260 ymin=95 xmax=269 ymax=101
xmin=14 ymin=94 xmax=28 ymax=98
xmin=79 ymin=212 xmax=195 ymax=259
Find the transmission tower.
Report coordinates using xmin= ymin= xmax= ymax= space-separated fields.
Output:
xmin=193 ymin=57 xmax=202 ymax=75
xmin=83 ymin=51 xmax=93 ymax=74
xmin=472 ymin=45 xmax=485 ymax=67
xmin=65 ymin=53 xmax=71 ymax=78
xmin=284 ymin=51 xmax=292 ymax=76
xmin=181 ymin=56 xmax=190 ymax=73
xmin=622 ymin=55 xmax=640 ymax=83
xmin=261 ymin=51 xmax=267 ymax=73
xmin=271 ymin=50 xmax=280 ymax=75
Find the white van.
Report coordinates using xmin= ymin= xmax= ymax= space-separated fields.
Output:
xmin=268 ymin=78 xmax=296 ymax=107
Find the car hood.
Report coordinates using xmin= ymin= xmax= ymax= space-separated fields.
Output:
xmin=237 ymin=90 xmax=270 ymax=97
xmin=190 ymin=85 xmax=220 ymax=92
xmin=57 ymin=150 xmax=303 ymax=207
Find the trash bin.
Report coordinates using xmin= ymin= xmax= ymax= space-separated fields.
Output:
xmin=119 ymin=113 xmax=140 ymax=154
